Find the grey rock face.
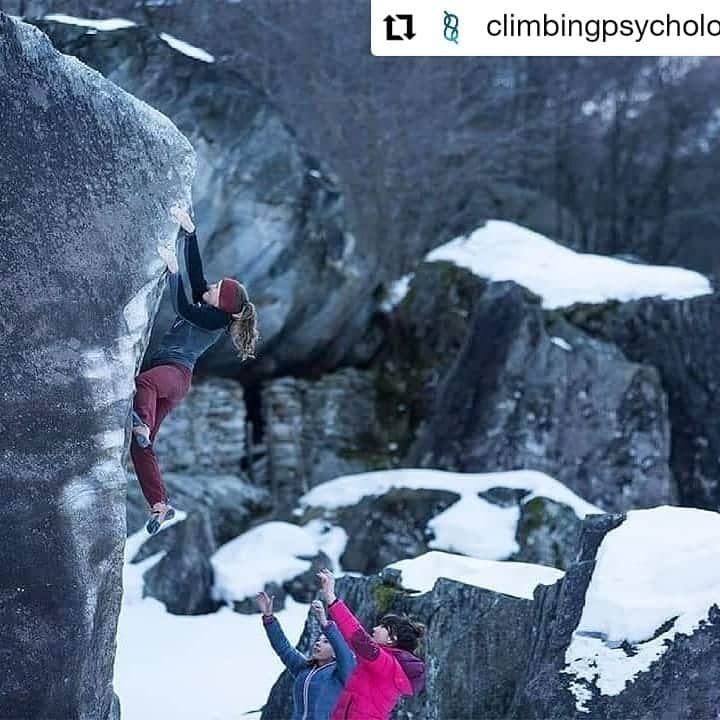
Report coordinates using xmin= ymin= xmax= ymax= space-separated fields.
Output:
xmin=513 ymin=496 xmax=583 ymax=570
xmin=0 ymin=13 xmax=193 ymax=719
xmin=333 ymin=488 xmax=459 ymax=575
xmin=377 ymin=261 xmax=488 ymax=457
xmin=567 ymin=294 xmax=720 ymax=510
xmin=36 ymin=20 xmax=375 ymax=380
xmin=142 ymin=510 xmax=220 ymax=615
xmin=152 ymin=378 xmax=247 ymax=476
xmin=262 ymin=369 xmax=385 ymax=508
xmin=409 ymin=281 xmax=673 ymax=512
xmin=127 ymin=471 xmax=270 ymax=546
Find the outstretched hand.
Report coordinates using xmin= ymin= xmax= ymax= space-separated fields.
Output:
xmin=170 ymin=204 xmax=195 ymax=234
xmin=316 ymin=568 xmax=337 ymax=604
xmin=311 ymin=599 xmax=328 ymax=626
xmin=256 ymin=591 xmax=275 ymax=617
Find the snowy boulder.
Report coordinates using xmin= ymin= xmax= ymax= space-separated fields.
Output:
xmin=299 ymin=469 xmax=599 ymax=572
xmin=36 ymin=18 xmax=373 ymax=380
xmin=263 ymin=556 xmax=563 ymax=720
xmin=567 ymin=294 xmax=720 ymax=510
xmin=408 ymin=281 xmax=674 ymax=512
xmin=0 ymin=13 xmax=193 ymax=720
xmin=211 ymin=521 xmax=345 ymax=613
xmin=511 ymin=507 xmax=720 ymax=719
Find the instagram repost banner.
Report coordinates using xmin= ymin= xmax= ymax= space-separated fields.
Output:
xmin=371 ymin=0 xmax=720 ymax=55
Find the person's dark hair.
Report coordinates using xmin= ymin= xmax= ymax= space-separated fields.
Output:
xmin=227 ymin=282 xmax=260 ymax=361
xmin=379 ymin=614 xmax=425 ymax=652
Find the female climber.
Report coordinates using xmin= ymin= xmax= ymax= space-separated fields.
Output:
xmin=256 ymin=592 xmax=356 ymax=720
xmin=317 ymin=568 xmax=426 ymax=720
xmin=130 ymin=204 xmax=259 ymax=534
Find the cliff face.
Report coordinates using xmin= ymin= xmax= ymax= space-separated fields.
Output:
xmin=0 ymin=13 xmax=194 ymax=718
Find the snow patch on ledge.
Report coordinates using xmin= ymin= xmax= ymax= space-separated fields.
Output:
xmin=159 ymin=32 xmax=215 ymax=63
xmin=388 ymin=551 xmax=564 ymax=599
xmin=44 ymin=13 xmax=137 ymax=30
xmin=425 ymin=220 xmax=712 ymax=309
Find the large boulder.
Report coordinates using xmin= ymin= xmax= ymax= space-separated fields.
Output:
xmin=35 ymin=18 xmax=377 ymax=380
xmin=0 ymin=13 xmax=193 ymax=719
xmin=511 ymin=509 xmax=720 ymax=720
xmin=566 ymin=294 xmax=720 ymax=510
xmin=409 ymin=281 xmax=673 ymax=512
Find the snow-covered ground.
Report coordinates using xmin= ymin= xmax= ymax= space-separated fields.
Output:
xmin=116 ymin=467 xmax=580 ymax=719
xmin=423 ymin=220 xmax=711 ymax=309
xmin=389 ymin=551 xmax=564 ymax=599
xmin=301 ymin=468 xmax=600 ymax=561
xmin=115 ymin=522 xmax=309 ymax=720
xmin=563 ymin=506 xmax=720 ymax=712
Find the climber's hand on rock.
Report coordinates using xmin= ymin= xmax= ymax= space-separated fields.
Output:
xmin=170 ymin=204 xmax=195 ymax=234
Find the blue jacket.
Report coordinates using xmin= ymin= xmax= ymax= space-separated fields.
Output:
xmin=151 ymin=229 xmax=229 ymax=370
xmin=263 ymin=615 xmax=356 ymax=720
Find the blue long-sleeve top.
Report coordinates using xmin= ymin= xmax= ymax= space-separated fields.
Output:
xmin=150 ymin=229 xmax=230 ymax=370
xmin=263 ymin=615 xmax=356 ymax=720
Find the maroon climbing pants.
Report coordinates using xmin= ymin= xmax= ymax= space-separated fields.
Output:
xmin=130 ymin=362 xmax=193 ymax=507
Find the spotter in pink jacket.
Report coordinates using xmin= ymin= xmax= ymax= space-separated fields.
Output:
xmin=328 ymin=599 xmax=425 ymax=720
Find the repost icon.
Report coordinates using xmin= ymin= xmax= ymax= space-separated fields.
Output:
xmin=443 ymin=10 xmax=459 ymax=43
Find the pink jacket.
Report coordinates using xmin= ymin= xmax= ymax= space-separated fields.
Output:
xmin=328 ymin=599 xmax=425 ymax=720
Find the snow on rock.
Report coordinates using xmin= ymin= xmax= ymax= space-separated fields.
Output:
xmin=425 ymin=220 xmax=712 ymax=309
xmin=212 ymin=522 xmax=318 ymax=603
xmin=550 ymin=336 xmax=573 ymax=352
xmin=301 ymin=468 xmax=600 ymax=518
xmin=563 ymin=506 xmax=720 ymax=711
xmin=44 ymin=13 xmax=137 ymax=30
xmin=211 ymin=521 xmax=346 ymax=603
xmin=388 ymin=551 xmax=564 ymax=600
xmin=159 ymin=32 xmax=215 ymax=63
xmin=43 ymin=15 xmax=215 ymax=63
xmin=380 ymin=273 xmax=415 ymax=312
xmin=428 ymin=494 xmax=520 ymax=560
xmin=300 ymin=469 xmax=599 ymax=564
xmin=303 ymin=519 xmax=348 ymax=572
